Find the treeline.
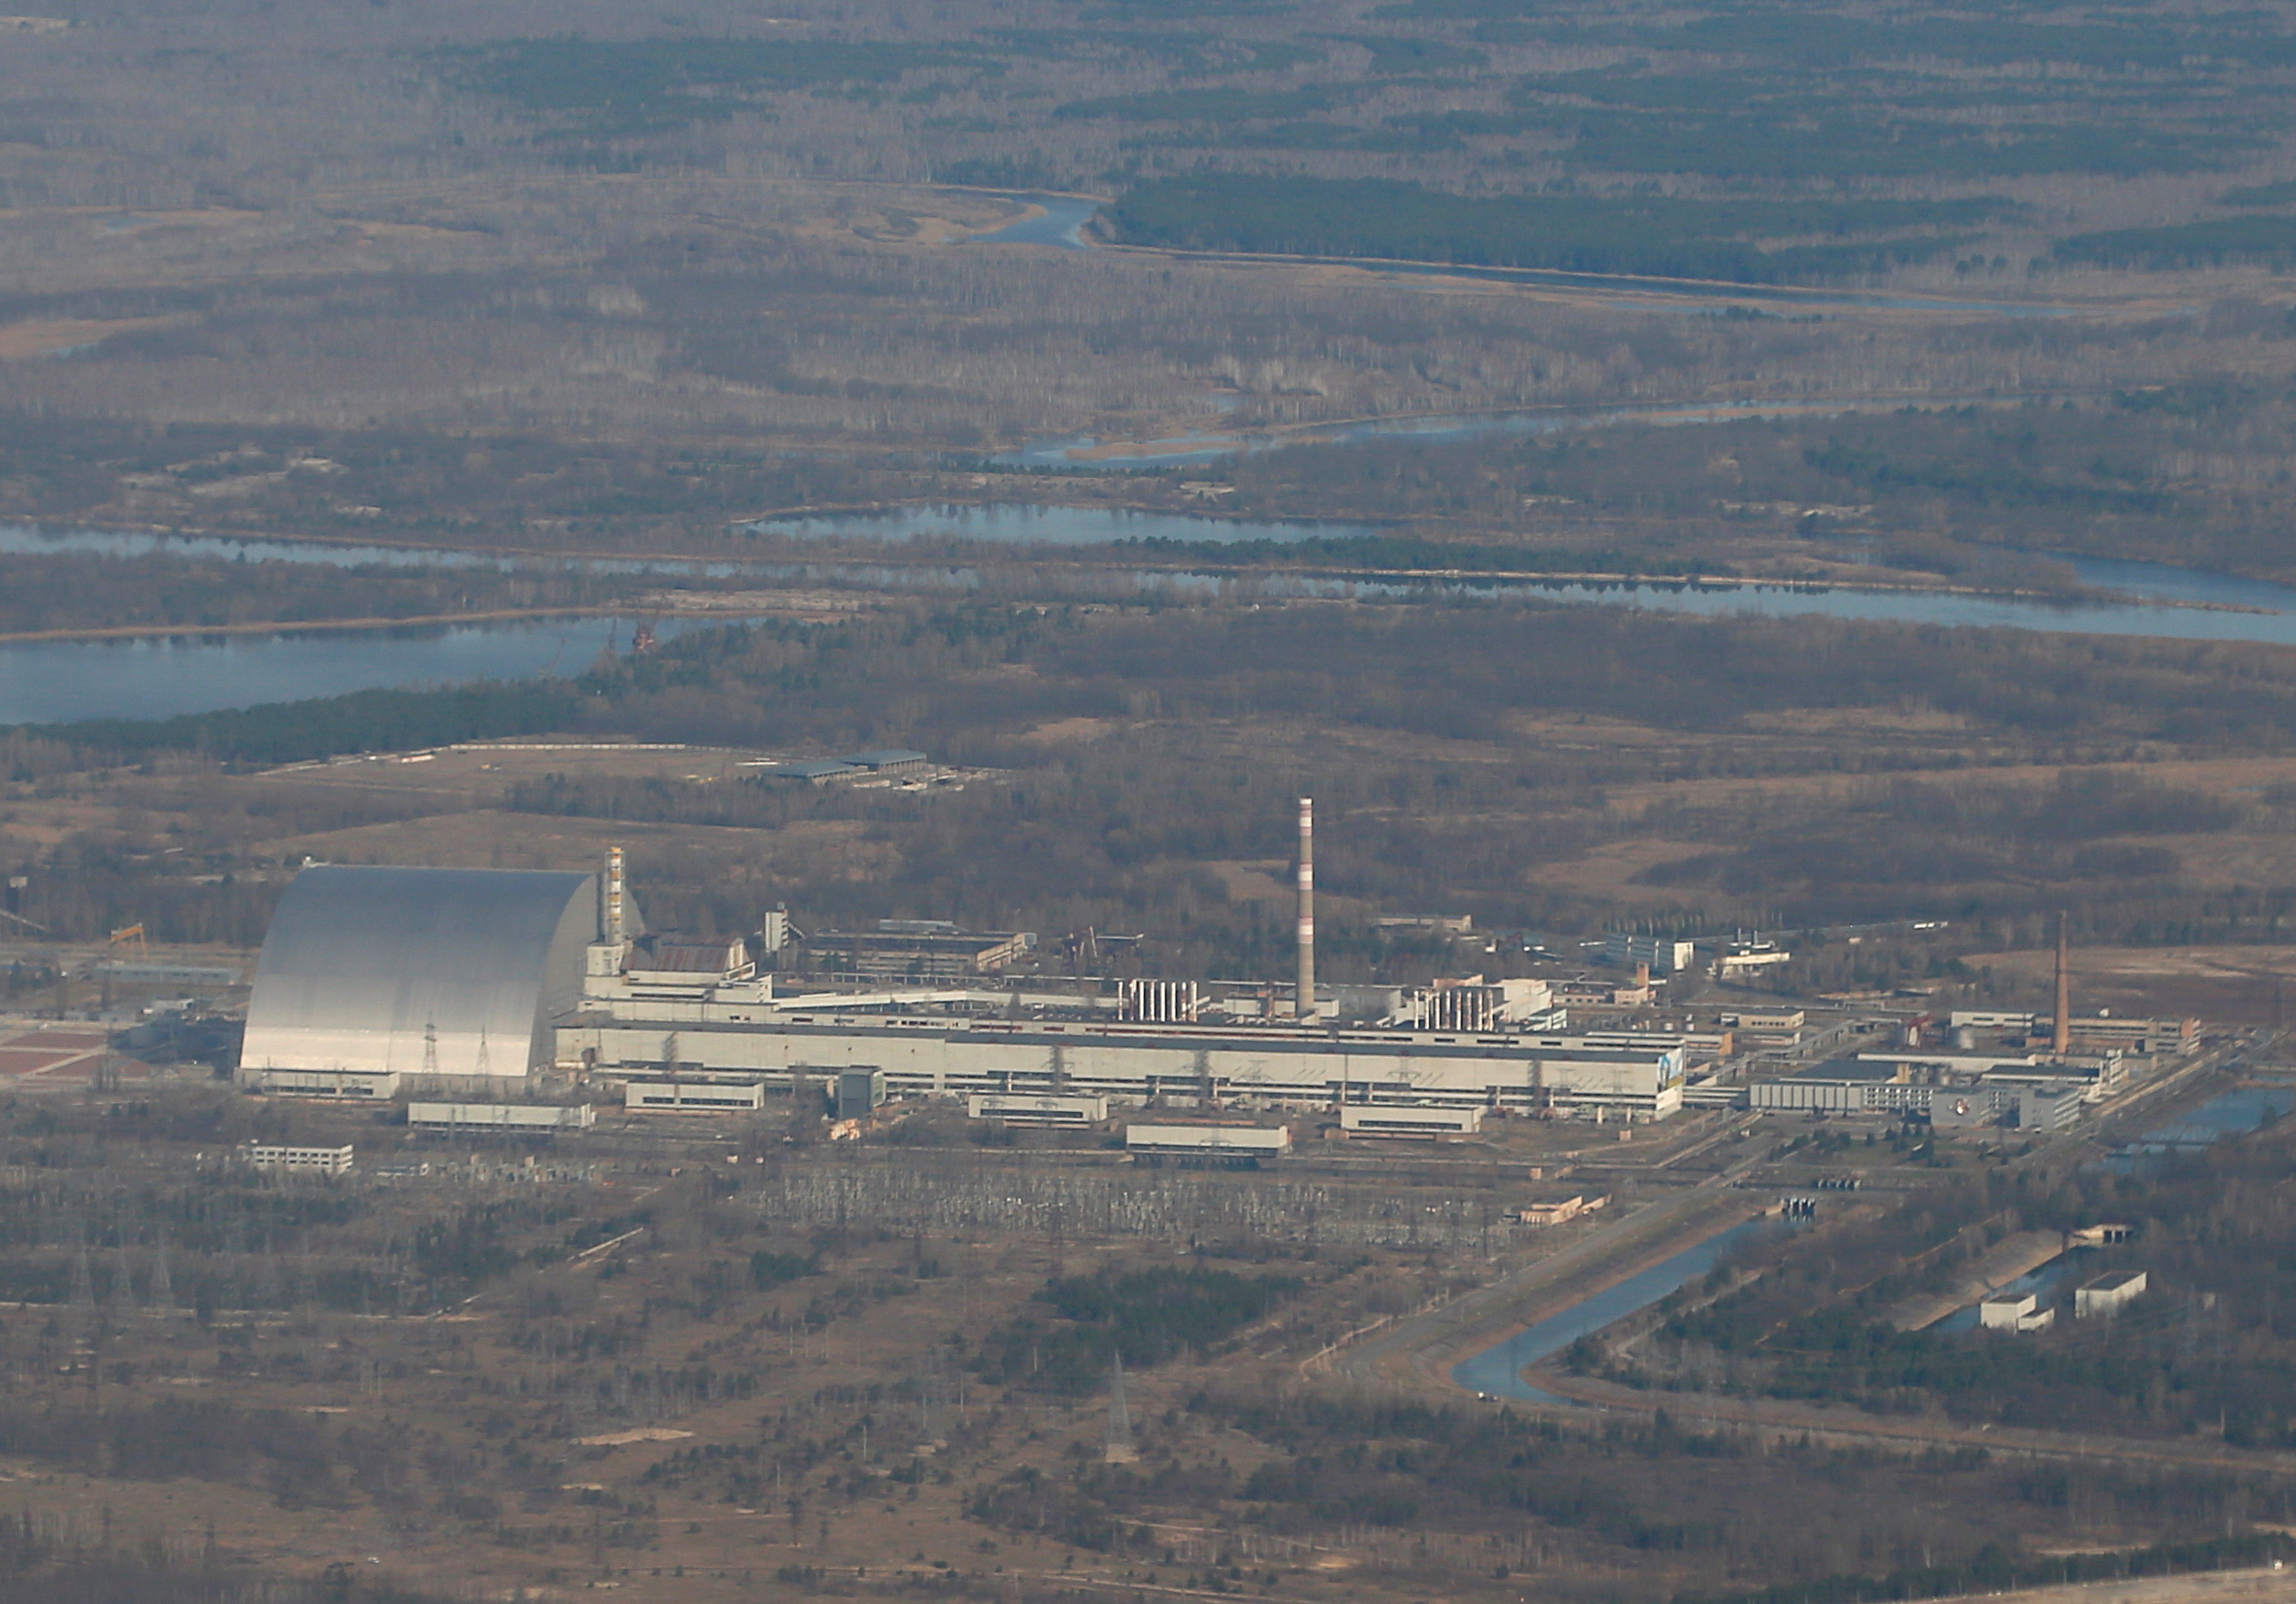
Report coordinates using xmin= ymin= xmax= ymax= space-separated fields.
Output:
xmin=1106 ymin=176 xmax=2005 ymax=284
xmin=2054 ymin=214 xmax=2296 ymax=270
xmin=0 ymin=551 xmax=629 ymax=637
xmin=1677 ymin=1533 xmax=2296 ymax=1604
xmin=32 ymin=593 xmax=2296 ymax=951
xmin=972 ymin=1267 xmax=1302 ymax=1394
xmin=1213 ymin=382 xmax=2296 ymax=584
xmin=20 ymin=681 xmax=583 ymax=768
xmin=1637 ymin=1125 xmax=2296 ymax=1445
xmin=968 ymin=1384 xmax=2296 ymax=1597
xmin=0 ymin=1519 xmax=446 ymax=1604
xmin=1630 ymin=771 xmax=2249 ymax=927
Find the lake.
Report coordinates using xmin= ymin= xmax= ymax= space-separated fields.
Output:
xmin=0 ymin=615 xmax=695 ymax=727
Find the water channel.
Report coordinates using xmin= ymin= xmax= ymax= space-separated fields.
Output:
xmin=1448 ymin=1078 xmax=2296 ymax=1405
xmin=1450 ymin=1216 xmax=1780 ymax=1404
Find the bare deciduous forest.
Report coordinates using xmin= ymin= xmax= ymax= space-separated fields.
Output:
xmin=16 ymin=0 xmax=2296 ymax=1600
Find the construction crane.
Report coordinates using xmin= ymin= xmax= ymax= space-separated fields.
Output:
xmin=108 ymin=923 xmax=147 ymax=955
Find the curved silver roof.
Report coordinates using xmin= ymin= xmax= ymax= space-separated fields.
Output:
xmin=242 ymin=866 xmax=599 ymax=1078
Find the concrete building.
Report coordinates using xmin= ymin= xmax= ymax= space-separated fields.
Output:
xmin=1125 ymin=1124 xmax=1291 ymax=1158
xmin=243 ymin=1142 xmax=355 ymax=1175
xmin=623 ymin=1077 xmax=767 ymax=1112
xmin=804 ymin=927 xmax=1031 ymax=981
xmin=2075 ymin=1270 xmax=2147 ymax=1318
xmin=835 ymin=1068 xmax=887 ymax=1119
xmin=1731 ymin=1010 xmax=1805 ymax=1032
xmin=1397 ymin=978 xmax=1552 ymax=1032
xmin=1928 ymin=1091 xmax=2001 ymax=1133
xmin=1338 ymin=1103 xmax=1485 ymax=1139
xmin=242 ymin=865 xmax=605 ymax=1081
xmin=1513 ymin=1195 xmax=1606 ymax=1226
xmin=1950 ymin=1011 xmax=2036 ymax=1032
xmin=966 ymin=1093 xmax=1108 ymax=1125
xmin=409 ymin=1101 xmax=595 ymax=1131
xmin=1979 ymin=1291 xmax=2053 ymax=1332
xmin=2015 ymin=1083 xmax=2086 ymax=1133
xmin=1605 ymin=934 xmax=1698 ymax=975
xmin=1753 ymin=1060 xmax=1951 ymax=1115
xmin=242 ymin=1068 xmax=400 ymax=1100
xmin=561 ymin=1010 xmax=1689 ymax=1120
xmin=624 ymin=933 xmax=753 ymax=986
xmin=758 ymin=759 xmax=863 ymax=786
xmin=842 ymin=749 xmax=929 ymax=776
xmin=2061 ymin=1016 xmax=2200 ymax=1054
xmin=1717 ymin=939 xmax=1792 ymax=977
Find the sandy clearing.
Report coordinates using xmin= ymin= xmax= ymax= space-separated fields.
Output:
xmin=0 ymin=315 xmax=174 ymax=360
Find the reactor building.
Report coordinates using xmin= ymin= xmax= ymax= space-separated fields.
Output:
xmin=239 ymin=863 xmax=620 ymax=1085
xmin=237 ymin=847 xmax=1688 ymax=1121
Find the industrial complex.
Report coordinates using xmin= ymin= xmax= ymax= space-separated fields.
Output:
xmin=215 ymin=802 xmax=2180 ymax=1151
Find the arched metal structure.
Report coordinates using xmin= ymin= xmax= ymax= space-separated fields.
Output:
xmin=242 ymin=865 xmax=603 ymax=1078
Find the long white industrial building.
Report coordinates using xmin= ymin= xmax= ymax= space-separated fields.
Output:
xmin=560 ymin=1010 xmax=1684 ymax=1119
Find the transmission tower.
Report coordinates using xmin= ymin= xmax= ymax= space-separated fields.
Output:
xmin=1104 ymin=1354 xmax=1138 ymax=1464
xmin=148 ymin=1232 xmax=175 ymax=1312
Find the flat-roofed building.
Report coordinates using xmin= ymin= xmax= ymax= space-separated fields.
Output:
xmin=1605 ymin=934 xmax=1698 ymax=975
xmin=1979 ymin=1291 xmax=2053 ymax=1332
xmin=243 ymin=1142 xmax=355 ymax=1175
xmin=1338 ymin=1103 xmax=1485 ymax=1139
xmin=2075 ymin=1270 xmax=2147 ymax=1318
xmin=624 ymin=933 xmax=753 ymax=986
xmin=243 ymin=1068 xmax=400 ymax=1100
xmin=1126 ymin=1124 xmax=1291 ymax=1158
xmin=1731 ymin=1010 xmax=1805 ymax=1031
xmin=409 ymin=1101 xmax=595 ymax=1131
xmin=967 ymin=1093 xmax=1109 ymax=1125
xmin=1512 ymin=1195 xmax=1607 ymax=1226
xmin=623 ymin=1078 xmax=766 ymax=1112
xmin=759 ymin=759 xmax=863 ymax=786
xmin=842 ymin=749 xmax=930 ymax=775
xmin=560 ymin=1012 xmax=1689 ymax=1120
xmin=835 ymin=1068 xmax=887 ymax=1119
xmin=1951 ymin=1011 xmax=2035 ymax=1032
xmin=805 ymin=928 xmax=1030 ymax=981
xmin=2015 ymin=1083 xmax=2085 ymax=1133
xmin=2061 ymin=1016 xmax=2200 ymax=1054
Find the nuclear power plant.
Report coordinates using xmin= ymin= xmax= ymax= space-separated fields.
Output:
xmin=236 ymin=806 xmax=1692 ymax=1121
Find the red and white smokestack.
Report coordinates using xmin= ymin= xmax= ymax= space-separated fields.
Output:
xmin=1296 ymin=798 xmax=1316 ymax=1021
xmin=606 ymin=845 xmax=627 ymax=945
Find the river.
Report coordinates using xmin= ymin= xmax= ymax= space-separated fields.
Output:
xmin=14 ymin=511 xmax=2296 ymax=724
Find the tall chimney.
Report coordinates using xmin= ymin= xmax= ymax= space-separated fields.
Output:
xmin=606 ymin=845 xmax=627 ymax=945
xmin=2053 ymin=910 xmax=2070 ymax=1055
xmin=1296 ymin=798 xmax=1316 ymax=1021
